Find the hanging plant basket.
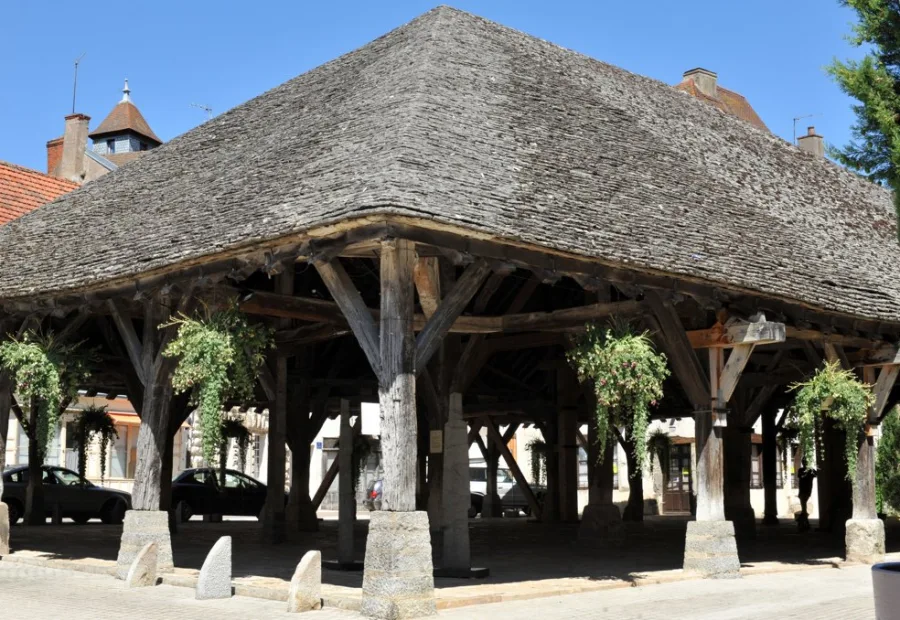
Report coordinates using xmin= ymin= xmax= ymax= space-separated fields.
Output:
xmin=162 ymin=303 xmax=273 ymax=464
xmin=787 ymin=361 xmax=872 ymax=486
xmin=73 ymin=406 xmax=118 ymax=483
xmin=567 ymin=319 xmax=669 ymax=473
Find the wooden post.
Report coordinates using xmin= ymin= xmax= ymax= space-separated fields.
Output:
xmin=696 ymin=348 xmax=726 ymax=521
xmin=24 ymin=396 xmax=45 ymax=525
xmin=338 ymin=399 xmax=356 ymax=565
xmin=379 ymin=239 xmax=417 ymax=512
xmin=557 ymin=370 xmax=579 ymax=522
xmin=483 ymin=439 xmax=501 ymax=517
xmin=762 ymin=408 xmax=779 ymax=525
xmin=0 ymin=373 xmax=10 ymax=499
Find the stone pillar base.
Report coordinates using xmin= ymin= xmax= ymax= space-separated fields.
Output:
xmin=727 ymin=507 xmax=756 ymax=540
xmin=361 ymin=511 xmax=436 ymax=619
xmin=683 ymin=520 xmax=741 ymax=579
xmin=0 ymin=502 xmax=9 ymax=556
xmin=578 ymin=504 xmax=623 ymax=543
xmin=845 ymin=518 xmax=885 ymax=564
xmin=116 ymin=510 xmax=174 ymax=580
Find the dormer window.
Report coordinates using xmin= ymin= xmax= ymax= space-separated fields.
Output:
xmin=139 ymin=142 xmax=148 ymax=151
xmin=106 ymin=139 xmax=116 ymax=154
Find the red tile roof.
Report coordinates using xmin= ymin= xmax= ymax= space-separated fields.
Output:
xmin=89 ymin=101 xmax=162 ymax=144
xmin=0 ymin=161 xmax=78 ymax=225
xmin=675 ymin=79 xmax=768 ymax=132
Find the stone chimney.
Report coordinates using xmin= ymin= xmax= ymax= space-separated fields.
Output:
xmin=797 ymin=126 xmax=825 ymax=158
xmin=58 ymin=113 xmax=90 ymax=182
xmin=683 ymin=68 xmax=718 ymax=98
xmin=45 ymin=136 xmax=64 ymax=175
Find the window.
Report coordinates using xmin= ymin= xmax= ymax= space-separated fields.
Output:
xmin=578 ymin=446 xmax=588 ymax=489
xmin=139 ymin=142 xmax=148 ymax=151
xmin=751 ymin=445 xmax=762 ymax=489
xmin=107 ymin=139 xmax=116 ymax=154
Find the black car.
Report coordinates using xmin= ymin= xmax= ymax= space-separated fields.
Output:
xmin=1 ymin=465 xmax=131 ymax=525
xmin=172 ymin=468 xmax=272 ymax=521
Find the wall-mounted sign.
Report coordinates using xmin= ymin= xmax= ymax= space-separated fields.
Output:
xmin=430 ymin=430 xmax=443 ymax=454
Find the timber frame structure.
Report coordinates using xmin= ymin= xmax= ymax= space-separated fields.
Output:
xmin=1 ymin=6 xmax=900 ymax=615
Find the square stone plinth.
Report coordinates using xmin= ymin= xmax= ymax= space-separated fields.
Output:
xmin=0 ymin=502 xmax=9 ymax=556
xmin=116 ymin=510 xmax=174 ymax=580
xmin=361 ymin=511 xmax=436 ymax=619
xmin=683 ymin=520 xmax=741 ymax=579
xmin=845 ymin=518 xmax=885 ymax=564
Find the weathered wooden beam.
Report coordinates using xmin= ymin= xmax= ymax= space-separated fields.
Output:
xmin=718 ymin=344 xmax=755 ymax=404
xmin=855 ymin=344 xmax=900 ymax=367
xmin=501 ymin=299 xmax=642 ymax=333
xmin=871 ymin=365 xmax=900 ymax=423
xmin=315 ymin=258 xmax=382 ymax=380
xmin=413 ymin=257 xmax=441 ymax=319
xmin=645 ymin=293 xmax=710 ymax=409
xmin=786 ymin=327 xmax=881 ymax=350
xmin=415 ymin=259 xmax=491 ymax=374
xmin=107 ymin=300 xmax=146 ymax=386
xmin=275 ymin=323 xmax=351 ymax=348
xmin=484 ymin=416 xmax=541 ymax=519
xmin=688 ymin=318 xmax=786 ymax=349
xmin=312 ymin=456 xmax=339 ymax=510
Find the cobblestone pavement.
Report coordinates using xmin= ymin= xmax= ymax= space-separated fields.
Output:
xmin=440 ymin=563 xmax=876 ymax=619
xmin=0 ymin=560 xmax=876 ymax=619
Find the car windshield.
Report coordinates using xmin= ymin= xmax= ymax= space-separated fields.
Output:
xmin=498 ymin=469 xmax=514 ymax=483
xmin=53 ymin=469 xmax=92 ymax=487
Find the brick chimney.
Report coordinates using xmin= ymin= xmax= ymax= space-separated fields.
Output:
xmin=58 ymin=113 xmax=90 ymax=182
xmin=46 ymin=136 xmax=64 ymax=175
xmin=682 ymin=68 xmax=718 ymax=98
xmin=797 ymin=126 xmax=824 ymax=158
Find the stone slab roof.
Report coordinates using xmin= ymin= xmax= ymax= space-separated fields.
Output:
xmin=0 ymin=7 xmax=897 ymax=323
xmin=0 ymin=161 xmax=77 ymax=226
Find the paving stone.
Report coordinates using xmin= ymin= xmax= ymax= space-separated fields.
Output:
xmin=287 ymin=550 xmax=322 ymax=612
xmin=125 ymin=542 xmax=157 ymax=588
xmin=196 ymin=536 xmax=232 ymax=600
xmin=115 ymin=510 xmax=173 ymax=580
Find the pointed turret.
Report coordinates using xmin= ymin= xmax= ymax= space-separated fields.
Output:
xmin=89 ymin=80 xmax=161 ymax=166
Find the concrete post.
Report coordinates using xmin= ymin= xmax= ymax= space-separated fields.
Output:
xmin=440 ymin=392 xmax=471 ymax=572
xmin=338 ymin=399 xmax=356 ymax=566
xmin=846 ymin=430 xmax=885 ymax=563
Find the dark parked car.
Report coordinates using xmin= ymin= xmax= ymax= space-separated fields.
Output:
xmin=172 ymin=468 xmax=274 ymax=521
xmin=1 ymin=465 xmax=131 ymax=525
xmin=364 ymin=479 xmax=483 ymax=518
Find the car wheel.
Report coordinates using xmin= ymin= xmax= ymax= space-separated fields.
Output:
xmin=175 ymin=500 xmax=193 ymax=523
xmin=5 ymin=500 xmax=22 ymax=526
xmin=71 ymin=514 xmax=91 ymax=525
xmin=100 ymin=499 xmax=126 ymax=525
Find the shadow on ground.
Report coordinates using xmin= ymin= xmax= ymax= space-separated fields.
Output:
xmin=8 ymin=512 xmax=895 ymax=589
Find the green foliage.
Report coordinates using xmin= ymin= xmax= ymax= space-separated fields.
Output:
xmin=567 ymin=320 xmax=669 ymax=473
xmin=876 ymin=406 xmax=900 ymax=514
xmin=73 ymin=406 xmax=118 ymax=482
xmin=219 ymin=417 xmax=251 ymax=472
xmin=162 ymin=304 xmax=273 ymax=464
xmin=647 ymin=428 xmax=672 ymax=482
xmin=828 ymin=0 xmax=900 ymax=232
xmin=0 ymin=331 xmax=93 ymax=460
xmin=526 ymin=437 xmax=548 ymax=485
xmin=787 ymin=361 xmax=872 ymax=485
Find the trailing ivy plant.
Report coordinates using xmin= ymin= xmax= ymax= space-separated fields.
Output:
xmin=787 ymin=361 xmax=872 ymax=486
xmin=646 ymin=428 xmax=672 ymax=483
xmin=567 ymin=320 xmax=669 ymax=473
xmin=876 ymin=406 xmax=900 ymax=515
xmin=162 ymin=304 xmax=273 ymax=464
xmin=526 ymin=437 xmax=548 ymax=485
xmin=220 ymin=417 xmax=251 ymax=473
xmin=73 ymin=406 xmax=118 ymax=482
xmin=0 ymin=331 xmax=92 ymax=460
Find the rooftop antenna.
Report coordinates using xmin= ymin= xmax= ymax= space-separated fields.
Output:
xmin=191 ymin=103 xmax=213 ymax=120
xmin=71 ymin=52 xmax=86 ymax=114
xmin=793 ymin=113 xmax=821 ymax=144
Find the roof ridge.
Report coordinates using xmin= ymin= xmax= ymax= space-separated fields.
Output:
xmin=0 ymin=160 xmax=78 ymax=188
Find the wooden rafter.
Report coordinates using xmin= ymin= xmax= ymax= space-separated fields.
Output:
xmin=484 ymin=416 xmax=541 ymax=518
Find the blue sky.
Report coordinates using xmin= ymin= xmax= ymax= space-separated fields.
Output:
xmin=1 ymin=1 xmax=865 ymax=173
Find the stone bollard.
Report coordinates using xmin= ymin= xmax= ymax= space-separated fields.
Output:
xmin=287 ymin=550 xmax=322 ymax=612
xmin=578 ymin=503 xmax=624 ymax=545
xmin=116 ymin=510 xmax=174 ymax=580
xmin=845 ymin=519 xmax=885 ymax=564
xmin=683 ymin=520 xmax=741 ymax=579
xmin=0 ymin=502 xmax=9 ymax=556
xmin=125 ymin=542 xmax=158 ymax=588
xmin=196 ymin=536 xmax=232 ymax=600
